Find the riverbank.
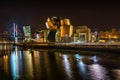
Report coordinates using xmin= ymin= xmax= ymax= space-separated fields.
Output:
xmin=17 ymin=42 xmax=120 ymax=53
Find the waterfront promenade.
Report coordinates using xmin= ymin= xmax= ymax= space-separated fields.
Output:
xmin=17 ymin=42 xmax=120 ymax=52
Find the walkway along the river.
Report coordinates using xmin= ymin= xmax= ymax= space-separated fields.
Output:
xmin=17 ymin=42 xmax=120 ymax=53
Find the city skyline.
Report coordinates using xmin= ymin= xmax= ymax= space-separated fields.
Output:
xmin=0 ymin=1 xmax=120 ymax=32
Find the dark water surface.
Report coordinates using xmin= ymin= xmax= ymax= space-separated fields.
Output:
xmin=0 ymin=44 xmax=120 ymax=80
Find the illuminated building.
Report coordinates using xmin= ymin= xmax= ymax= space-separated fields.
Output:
xmin=45 ymin=17 xmax=62 ymax=30
xmin=73 ymin=33 xmax=79 ymax=42
xmin=45 ymin=17 xmax=74 ymax=43
xmin=99 ymin=28 xmax=120 ymax=42
xmin=23 ymin=26 xmax=31 ymax=42
xmin=91 ymin=32 xmax=97 ymax=42
xmin=75 ymin=26 xmax=91 ymax=43
xmin=45 ymin=17 xmax=61 ymax=42
xmin=47 ymin=30 xmax=57 ymax=42
xmin=35 ymin=29 xmax=51 ymax=43
xmin=60 ymin=19 xmax=73 ymax=37
xmin=45 ymin=21 xmax=58 ymax=30
xmin=35 ymin=30 xmax=44 ymax=42
xmin=43 ymin=30 xmax=47 ymax=42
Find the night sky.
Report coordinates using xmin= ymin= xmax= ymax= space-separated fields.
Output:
xmin=0 ymin=1 xmax=120 ymax=33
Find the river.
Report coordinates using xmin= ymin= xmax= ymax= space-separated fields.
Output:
xmin=0 ymin=44 xmax=120 ymax=80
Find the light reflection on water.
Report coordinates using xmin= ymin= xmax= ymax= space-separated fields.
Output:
xmin=0 ymin=45 xmax=120 ymax=80
xmin=22 ymin=49 xmax=34 ymax=80
xmin=88 ymin=64 xmax=110 ymax=80
xmin=10 ymin=50 xmax=20 ymax=80
xmin=62 ymin=54 xmax=72 ymax=79
xmin=33 ymin=51 xmax=41 ymax=78
xmin=75 ymin=54 xmax=87 ymax=80
xmin=112 ymin=69 xmax=120 ymax=80
xmin=3 ymin=55 xmax=9 ymax=74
